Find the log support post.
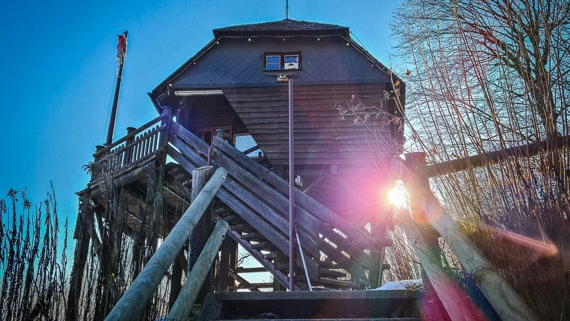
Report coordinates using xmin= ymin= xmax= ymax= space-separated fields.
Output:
xmin=167 ymin=219 xmax=230 ymax=321
xmin=124 ymin=126 xmax=136 ymax=166
xmin=158 ymin=106 xmax=173 ymax=162
xmin=66 ymin=194 xmax=95 ymax=321
xmin=103 ymin=167 xmax=227 ymax=321
xmin=189 ymin=166 xmax=215 ymax=302
xmin=217 ymin=236 xmax=238 ymax=291
xmin=399 ymin=153 xmax=539 ymax=321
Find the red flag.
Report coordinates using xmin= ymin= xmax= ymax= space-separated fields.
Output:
xmin=116 ymin=33 xmax=127 ymax=60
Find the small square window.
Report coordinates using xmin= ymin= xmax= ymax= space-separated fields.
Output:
xmin=284 ymin=55 xmax=299 ymax=70
xmin=265 ymin=55 xmax=281 ymax=71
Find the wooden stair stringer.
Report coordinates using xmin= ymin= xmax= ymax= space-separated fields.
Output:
xmin=167 ymin=122 xmax=381 ymax=289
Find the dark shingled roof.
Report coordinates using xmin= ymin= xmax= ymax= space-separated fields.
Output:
xmin=213 ymin=19 xmax=349 ymax=38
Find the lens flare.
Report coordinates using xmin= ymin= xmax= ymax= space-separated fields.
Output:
xmin=387 ymin=181 xmax=408 ymax=208
xmin=487 ymin=226 xmax=558 ymax=258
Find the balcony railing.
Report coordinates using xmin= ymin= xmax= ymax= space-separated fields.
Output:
xmin=88 ymin=113 xmax=168 ymax=183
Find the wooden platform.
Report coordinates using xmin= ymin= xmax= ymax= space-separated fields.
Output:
xmin=199 ymin=290 xmax=422 ymax=320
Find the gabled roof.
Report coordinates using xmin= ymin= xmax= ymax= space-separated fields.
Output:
xmin=213 ymin=19 xmax=349 ymax=38
xmin=149 ymin=18 xmax=400 ymax=110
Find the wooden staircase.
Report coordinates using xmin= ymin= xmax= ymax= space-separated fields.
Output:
xmin=167 ymin=121 xmax=389 ymax=290
xmin=80 ymin=109 xmax=540 ymax=321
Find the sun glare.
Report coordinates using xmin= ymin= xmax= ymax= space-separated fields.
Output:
xmin=387 ymin=181 xmax=408 ymax=208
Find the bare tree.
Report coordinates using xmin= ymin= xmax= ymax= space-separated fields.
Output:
xmin=387 ymin=0 xmax=570 ymax=319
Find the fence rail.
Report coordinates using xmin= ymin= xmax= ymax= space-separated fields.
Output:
xmin=90 ymin=116 xmax=164 ymax=181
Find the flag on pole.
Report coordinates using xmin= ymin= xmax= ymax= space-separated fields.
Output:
xmin=116 ymin=31 xmax=128 ymax=75
xmin=107 ymin=31 xmax=128 ymax=145
xmin=117 ymin=32 xmax=127 ymax=59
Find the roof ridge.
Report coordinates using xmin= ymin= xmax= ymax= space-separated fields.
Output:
xmin=213 ymin=19 xmax=349 ymax=38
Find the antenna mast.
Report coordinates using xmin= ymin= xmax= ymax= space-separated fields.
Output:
xmin=106 ymin=30 xmax=128 ymax=146
xmin=285 ymin=0 xmax=289 ymax=19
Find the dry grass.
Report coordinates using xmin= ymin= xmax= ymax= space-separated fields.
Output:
xmin=0 ymin=186 xmax=68 ymax=321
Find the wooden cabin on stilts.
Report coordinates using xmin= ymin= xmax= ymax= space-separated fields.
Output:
xmin=66 ymin=18 xmax=540 ymax=321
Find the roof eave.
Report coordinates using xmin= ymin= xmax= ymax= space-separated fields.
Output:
xmin=150 ymin=37 xmax=221 ymax=107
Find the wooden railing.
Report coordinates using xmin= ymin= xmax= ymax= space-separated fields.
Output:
xmin=89 ymin=115 xmax=166 ymax=182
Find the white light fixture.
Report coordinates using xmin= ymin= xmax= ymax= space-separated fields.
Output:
xmin=276 ymin=74 xmax=289 ymax=82
xmin=173 ymin=89 xmax=224 ymax=96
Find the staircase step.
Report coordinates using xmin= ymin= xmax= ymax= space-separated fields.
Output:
xmin=230 ymin=223 xmax=252 ymax=232
xmin=263 ymin=251 xmax=285 ymax=260
xmin=319 ymin=267 xmax=347 ymax=278
xmin=199 ymin=290 xmax=421 ymax=321
xmin=218 ymin=214 xmax=241 ymax=223
xmin=312 ymin=277 xmax=359 ymax=289
xmin=251 ymin=241 xmax=273 ymax=250
xmin=215 ymin=317 xmax=423 ymax=321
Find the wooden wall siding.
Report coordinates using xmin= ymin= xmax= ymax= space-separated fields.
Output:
xmin=169 ymin=36 xmax=391 ymax=89
xmin=223 ymin=83 xmax=400 ymax=167
xmin=176 ymin=95 xmax=247 ymax=134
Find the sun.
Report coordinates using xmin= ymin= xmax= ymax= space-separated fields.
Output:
xmin=387 ymin=181 xmax=408 ymax=208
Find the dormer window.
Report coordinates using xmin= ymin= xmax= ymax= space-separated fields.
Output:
xmin=264 ymin=52 xmax=301 ymax=71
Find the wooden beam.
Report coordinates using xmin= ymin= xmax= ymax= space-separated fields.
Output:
xmin=399 ymin=157 xmax=539 ymax=321
xmin=402 ymin=214 xmax=480 ymax=321
xmin=226 ymin=228 xmax=300 ymax=291
xmin=167 ymin=220 xmax=229 ymax=321
xmin=103 ymin=167 xmax=227 ymax=321
xmin=189 ymin=166 xmax=215 ymax=303
xmin=425 ymin=135 xmax=570 ymax=177
xmin=217 ymin=237 xmax=237 ymax=291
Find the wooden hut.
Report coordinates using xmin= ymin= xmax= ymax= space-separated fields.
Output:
xmin=149 ymin=18 xmax=404 ymax=223
xmin=68 ymin=18 xmax=408 ymax=321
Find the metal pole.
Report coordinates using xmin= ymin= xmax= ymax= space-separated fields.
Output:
xmin=288 ymin=77 xmax=295 ymax=291
xmin=106 ymin=31 xmax=128 ymax=146
xmin=295 ymin=231 xmax=312 ymax=291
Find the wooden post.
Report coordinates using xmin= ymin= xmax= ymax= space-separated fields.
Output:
xmin=158 ymin=106 xmax=173 ymax=159
xmin=104 ymin=167 xmax=227 ymax=321
xmin=399 ymin=155 xmax=539 ymax=321
xmin=66 ymin=195 xmax=94 ymax=321
xmin=189 ymin=166 xmax=215 ymax=302
xmin=217 ymin=236 xmax=238 ymax=291
xmin=167 ymin=220 xmax=229 ymax=321
xmin=168 ymin=229 xmax=184 ymax=308
xmin=124 ymin=126 xmax=136 ymax=165
xmin=402 ymin=214 xmax=483 ymax=321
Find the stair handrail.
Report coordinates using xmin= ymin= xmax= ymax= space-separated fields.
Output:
xmin=104 ymin=166 xmax=228 ymax=321
xmin=295 ymin=228 xmax=313 ymax=291
xmin=167 ymin=122 xmax=380 ymax=285
xmin=209 ymin=135 xmax=379 ymax=264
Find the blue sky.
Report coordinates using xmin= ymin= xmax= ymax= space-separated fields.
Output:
xmin=0 ymin=0 xmax=401 ymax=231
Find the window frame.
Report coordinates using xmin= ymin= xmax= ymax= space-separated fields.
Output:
xmin=263 ymin=52 xmax=302 ymax=72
